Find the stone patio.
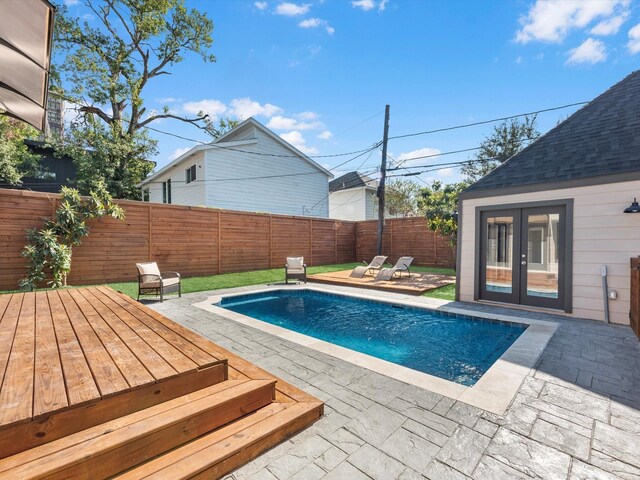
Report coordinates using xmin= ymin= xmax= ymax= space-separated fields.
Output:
xmin=146 ymin=286 xmax=640 ymax=480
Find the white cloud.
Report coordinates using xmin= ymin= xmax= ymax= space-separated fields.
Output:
xmin=275 ymin=2 xmax=311 ymax=16
xmin=590 ymin=12 xmax=628 ymax=35
xmin=317 ymin=130 xmax=333 ymax=140
xmin=228 ymin=97 xmax=282 ymax=119
xmin=254 ymin=1 xmax=268 ymax=10
xmin=628 ymin=23 xmax=640 ymax=54
xmin=280 ymin=131 xmax=318 ymax=155
xmin=396 ymin=147 xmax=441 ymax=167
xmin=437 ymin=167 xmax=454 ymax=178
xmin=64 ymin=0 xmax=79 ymax=5
xmin=157 ymin=97 xmax=177 ymax=104
xmin=566 ymin=38 xmax=607 ymax=65
xmin=297 ymin=111 xmax=319 ymax=120
xmin=266 ymin=115 xmax=322 ymax=131
xmin=182 ymin=99 xmax=227 ymax=119
xmin=352 ymin=0 xmax=375 ymax=11
xmin=299 ymin=18 xmax=321 ymax=28
xmin=515 ymin=0 xmax=629 ymax=44
xmin=378 ymin=0 xmax=389 ymax=12
xmin=298 ymin=18 xmax=335 ymax=34
xmin=516 ymin=56 xmax=523 ymax=64
xmin=169 ymin=147 xmax=192 ymax=161
xmin=267 ymin=116 xmax=298 ymax=130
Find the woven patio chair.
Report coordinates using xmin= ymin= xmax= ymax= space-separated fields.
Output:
xmin=136 ymin=262 xmax=181 ymax=301
xmin=285 ymin=257 xmax=307 ymax=284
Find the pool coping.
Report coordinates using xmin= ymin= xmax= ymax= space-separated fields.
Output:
xmin=192 ymin=283 xmax=558 ymax=415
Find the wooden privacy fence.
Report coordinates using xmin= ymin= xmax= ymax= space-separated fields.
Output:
xmin=356 ymin=217 xmax=455 ymax=269
xmin=0 ymin=189 xmax=454 ymax=290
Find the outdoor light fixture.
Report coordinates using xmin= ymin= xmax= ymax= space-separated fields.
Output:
xmin=624 ymin=198 xmax=640 ymax=214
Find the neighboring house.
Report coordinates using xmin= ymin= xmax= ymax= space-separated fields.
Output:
xmin=138 ymin=118 xmax=333 ymax=217
xmin=0 ymin=140 xmax=76 ymax=193
xmin=457 ymin=70 xmax=640 ymax=326
xmin=329 ymin=171 xmax=378 ymax=221
xmin=45 ymin=93 xmax=64 ymax=138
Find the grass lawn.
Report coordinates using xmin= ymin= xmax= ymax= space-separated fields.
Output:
xmin=107 ymin=262 xmax=456 ymax=301
xmin=1 ymin=263 xmax=456 ymax=302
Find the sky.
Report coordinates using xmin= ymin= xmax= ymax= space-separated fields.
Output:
xmin=60 ymin=0 xmax=640 ymax=185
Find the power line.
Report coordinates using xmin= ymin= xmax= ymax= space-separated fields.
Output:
xmin=328 ymin=143 xmax=382 ymax=171
xmin=60 ymin=96 xmax=382 ymax=160
xmin=386 ymin=152 xmax=430 ymax=187
xmin=332 ymin=110 xmax=384 ymax=138
xmin=140 ymin=123 xmax=381 ymax=159
xmin=304 ymin=165 xmax=380 ymax=214
xmin=386 ymin=136 xmax=538 ymax=170
xmin=388 ymin=101 xmax=589 ymax=141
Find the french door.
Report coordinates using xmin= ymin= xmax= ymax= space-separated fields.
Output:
xmin=479 ymin=204 xmax=568 ymax=310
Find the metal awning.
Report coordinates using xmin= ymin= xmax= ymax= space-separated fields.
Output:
xmin=0 ymin=0 xmax=55 ymax=131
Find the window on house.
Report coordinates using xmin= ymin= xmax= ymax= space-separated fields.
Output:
xmin=33 ymin=168 xmax=56 ymax=181
xmin=185 ymin=164 xmax=196 ymax=184
xmin=162 ymin=179 xmax=171 ymax=204
xmin=142 ymin=188 xmax=149 ymax=202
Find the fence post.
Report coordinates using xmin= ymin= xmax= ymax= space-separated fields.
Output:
xmin=354 ymin=222 xmax=358 ymax=262
xmin=390 ymin=220 xmax=394 ymax=259
xmin=217 ymin=210 xmax=222 ymax=274
xmin=148 ymin=204 xmax=153 ymax=261
xmin=334 ymin=222 xmax=338 ymax=264
xmin=269 ymin=215 xmax=273 ymax=269
xmin=433 ymin=226 xmax=438 ymax=267
xmin=309 ymin=219 xmax=313 ymax=266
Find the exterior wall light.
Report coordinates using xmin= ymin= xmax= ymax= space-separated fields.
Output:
xmin=624 ymin=198 xmax=640 ymax=213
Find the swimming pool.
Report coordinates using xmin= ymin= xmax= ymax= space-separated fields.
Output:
xmin=218 ymin=290 xmax=527 ymax=386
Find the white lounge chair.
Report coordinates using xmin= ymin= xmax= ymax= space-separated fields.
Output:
xmin=136 ymin=262 xmax=181 ymax=301
xmin=285 ymin=257 xmax=307 ymax=284
xmin=375 ymin=256 xmax=414 ymax=281
xmin=350 ymin=255 xmax=388 ymax=278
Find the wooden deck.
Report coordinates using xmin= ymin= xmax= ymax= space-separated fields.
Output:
xmin=0 ymin=287 xmax=322 ymax=478
xmin=308 ymin=269 xmax=455 ymax=295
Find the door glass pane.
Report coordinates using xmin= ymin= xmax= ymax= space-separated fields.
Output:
xmin=485 ymin=216 xmax=514 ymax=294
xmin=526 ymin=213 xmax=559 ymax=299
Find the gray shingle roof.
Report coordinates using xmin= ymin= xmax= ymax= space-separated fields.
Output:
xmin=329 ymin=171 xmax=377 ymax=192
xmin=463 ymin=70 xmax=640 ymax=197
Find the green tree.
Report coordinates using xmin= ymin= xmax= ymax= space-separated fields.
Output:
xmin=21 ymin=183 xmax=125 ymax=290
xmin=461 ymin=115 xmax=540 ymax=183
xmin=53 ymin=116 xmax=157 ymax=199
xmin=417 ymin=180 xmax=468 ymax=267
xmin=385 ymin=178 xmax=420 ymax=217
xmin=0 ymin=117 xmax=42 ymax=185
xmin=52 ymin=0 xmax=217 ymax=198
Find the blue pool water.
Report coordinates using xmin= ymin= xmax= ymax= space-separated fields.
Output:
xmin=218 ymin=290 xmax=527 ymax=386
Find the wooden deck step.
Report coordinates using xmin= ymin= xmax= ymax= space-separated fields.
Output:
xmin=0 ymin=287 xmax=229 ymax=459
xmin=115 ymin=400 xmax=324 ymax=480
xmin=0 ymin=379 xmax=276 ymax=480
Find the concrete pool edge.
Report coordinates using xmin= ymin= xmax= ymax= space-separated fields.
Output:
xmin=192 ymin=284 xmax=558 ymax=415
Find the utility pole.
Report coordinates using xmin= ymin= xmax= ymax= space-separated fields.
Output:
xmin=376 ymin=104 xmax=390 ymax=256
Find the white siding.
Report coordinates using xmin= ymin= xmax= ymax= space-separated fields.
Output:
xmin=365 ymin=189 xmax=378 ymax=220
xmin=329 ymin=188 xmax=367 ymax=220
xmin=205 ymin=127 xmax=330 ymax=217
xmin=145 ymin=151 xmax=206 ymax=206
xmin=459 ymin=179 xmax=640 ymax=325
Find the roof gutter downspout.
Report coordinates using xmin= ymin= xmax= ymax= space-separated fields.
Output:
xmin=601 ymin=265 xmax=610 ymax=324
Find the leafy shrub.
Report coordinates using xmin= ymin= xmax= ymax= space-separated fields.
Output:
xmin=20 ymin=183 xmax=124 ymax=290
